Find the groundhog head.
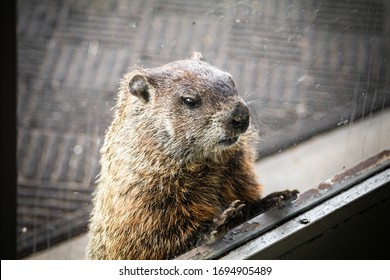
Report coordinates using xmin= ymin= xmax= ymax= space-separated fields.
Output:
xmin=121 ymin=52 xmax=253 ymax=162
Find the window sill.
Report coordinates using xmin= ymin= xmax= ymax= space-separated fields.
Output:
xmin=176 ymin=150 xmax=390 ymax=259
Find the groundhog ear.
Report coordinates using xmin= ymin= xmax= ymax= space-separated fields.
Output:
xmin=128 ymin=73 xmax=151 ymax=103
xmin=192 ymin=51 xmax=205 ymax=62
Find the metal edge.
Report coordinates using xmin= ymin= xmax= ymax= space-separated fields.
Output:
xmin=222 ymin=167 xmax=390 ymax=259
xmin=175 ymin=149 xmax=390 ymax=260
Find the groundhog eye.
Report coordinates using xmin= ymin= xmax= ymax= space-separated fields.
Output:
xmin=229 ymin=77 xmax=235 ymax=87
xmin=182 ymin=97 xmax=199 ymax=108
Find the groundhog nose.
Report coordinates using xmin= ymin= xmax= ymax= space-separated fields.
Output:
xmin=229 ymin=102 xmax=250 ymax=134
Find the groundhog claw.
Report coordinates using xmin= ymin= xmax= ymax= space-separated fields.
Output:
xmin=260 ymin=189 xmax=299 ymax=210
xmin=208 ymin=200 xmax=245 ymax=240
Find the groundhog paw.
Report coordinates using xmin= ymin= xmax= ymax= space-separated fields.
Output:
xmin=208 ymin=200 xmax=245 ymax=240
xmin=260 ymin=189 xmax=299 ymax=210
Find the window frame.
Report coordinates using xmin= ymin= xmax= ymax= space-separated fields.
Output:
xmin=176 ymin=150 xmax=390 ymax=259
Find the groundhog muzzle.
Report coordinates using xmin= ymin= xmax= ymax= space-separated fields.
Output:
xmin=86 ymin=52 xmax=298 ymax=260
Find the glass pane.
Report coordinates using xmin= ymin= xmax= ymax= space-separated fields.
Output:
xmin=17 ymin=0 xmax=390 ymax=259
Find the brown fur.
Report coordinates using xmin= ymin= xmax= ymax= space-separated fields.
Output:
xmin=86 ymin=53 xmax=273 ymax=260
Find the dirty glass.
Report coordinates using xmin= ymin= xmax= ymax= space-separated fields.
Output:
xmin=17 ymin=0 xmax=389 ymax=259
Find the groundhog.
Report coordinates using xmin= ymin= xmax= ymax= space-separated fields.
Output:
xmin=86 ymin=52 xmax=298 ymax=260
